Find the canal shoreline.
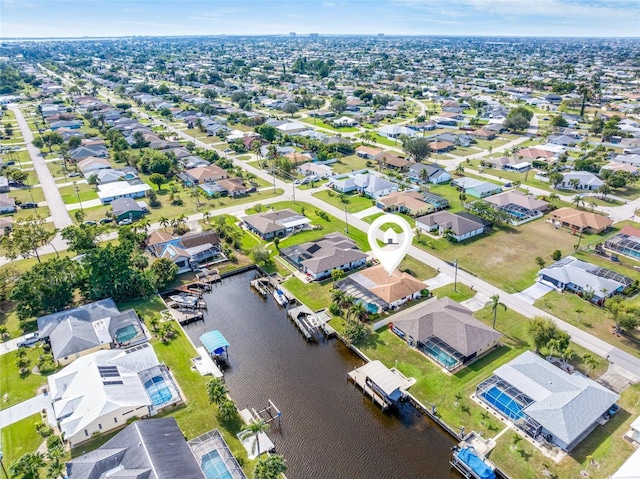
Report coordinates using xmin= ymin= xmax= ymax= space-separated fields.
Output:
xmin=166 ymin=264 xmax=510 ymax=478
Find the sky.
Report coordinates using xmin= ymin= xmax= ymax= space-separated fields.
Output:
xmin=1 ymin=0 xmax=639 ymax=38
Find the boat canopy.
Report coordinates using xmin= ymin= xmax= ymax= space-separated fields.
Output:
xmin=200 ymin=330 xmax=230 ymax=355
xmin=456 ymin=447 xmax=496 ymax=479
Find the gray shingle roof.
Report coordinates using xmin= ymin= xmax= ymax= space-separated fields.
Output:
xmin=390 ymin=297 xmax=501 ymax=357
xmin=66 ymin=418 xmax=205 ymax=479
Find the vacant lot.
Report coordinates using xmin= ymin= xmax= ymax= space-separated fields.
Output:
xmin=330 ymin=154 xmax=370 ymax=174
xmin=313 ymin=189 xmax=375 ymax=213
xmin=415 ymin=217 xmax=611 ymax=292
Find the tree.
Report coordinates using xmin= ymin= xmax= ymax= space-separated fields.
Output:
xmin=42 ymin=131 xmax=63 ymax=153
xmin=348 ymin=301 xmax=368 ymax=322
xmin=67 ymin=135 xmax=82 ymax=149
xmin=403 ymin=137 xmax=431 ymax=163
xmin=331 ymin=268 xmax=345 ymax=284
xmin=238 ymin=420 xmax=270 ymax=459
xmin=283 ymin=103 xmax=299 ymax=117
xmin=343 ymin=318 xmax=366 ymax=345
xmin=550 ymin=115 xmax=569 ymax=128
xmin=61 ymin=224 xmax=101 ymax=253
xmin=551 ymin=250 xmax=562 ymax=261
xmin=10 ymin=257 xmax=82 ymax=319
xmin=331 ymin=288 xmax=346 ymax=308
xmin=529 ymin=316 xmax=558 ymax=353
xmin=132 ymin=130 xmax=149 ymax=149
xmin=9 ymin=452 xmax=45 ymax=479
xmin=330 ymin=98 xmax=347 ymax=115
xmin=582 ymin=352 xmax=599 ymax=377
xmin=45 ymin=444 xmax=65 ymax=479
xmin=2 ymin=216 xmax=57 ymax=263
xmin=535 ymin=256 xmax=546 ymax=269
xmin=254 ymin=454 xmax=287 ymax=479
xmin=605 ymin=296 xmax=640 ymax=334
xmin=218 ymin=398 xmax=237 ymax=422
xmin=256 ymin=124 xmax=277 ymax=142
xmin=490 ymin=294 xmax=506 ymax=329
xmin=206 ymin=377 xmax=228 ymax=405
xmin=504 ymin=114 xmax=530 ymax=132
xmin=149 ymin=173 xmax=166 ymax=191
xmin=150 ymin=258 xmax=178 ymax=290
xmin=251 ymin=245 xmax=271 ymax=267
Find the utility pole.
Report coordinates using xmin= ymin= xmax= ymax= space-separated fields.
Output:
xmin=454 ymin=257 xmax=458 ymax=292
xmin=0 ymin=450 xmax=9 ymax=479
xmin=344 ymin=204 xmax=349 ymax=234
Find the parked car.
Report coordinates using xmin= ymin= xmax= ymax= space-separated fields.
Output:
xmin=83 ymin=220 xmax=97 ymax=226
xmin=118 ymin=218 xmax=132 ymax=226
xmin=17 ymin=332 xmax=40 ymax=348
xmin=99 ymin=218 xmax=113 ymax=224
xmin=69 ymin=172 xmax=81 ymax=177
xmin=21 ymin=202 xmax=38 ymax=209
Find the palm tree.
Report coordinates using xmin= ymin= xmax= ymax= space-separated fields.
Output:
xmin=46 ymin=444 xmax=65 ymax=479
xmin=218 ymin=398 xmax=237 ymax=421
xmin=571 ymin=195 xmax=583 ymax=209
xmin=459 ymin=192 xmax=467 ymax=207
xmin=206 ymin=377 xmax=228 ymax=405
xmin=341 ymin=294 xmax=356 ymax=310
xmin=548 ymin=192 xmax=560 ymax=205
xmin=254 ymin=454 xmax=287 ymax=479
xmin=582 ymin=352 xmax=598 ymax=377
xmin=331 ymin=289 xmax=346 ymax=308
xmin=348 ymin=301 xmax=368 ymax=322
xmin=238 ymin=420 xmax=270 ymax=459
xmin=490 ymin=294 xmax=507 ymax=329
xmin=561 ymin=347 xmax=574 ymax=369
xmin=597 ymin=183 xmax=611 ymax=199
xmin=546 ymin=338 xmax=562 ymax=360
xmin=455 ymin=164 xmax=464 ymax=175
xmin=9 ymin=452 xmax=45 ymax=479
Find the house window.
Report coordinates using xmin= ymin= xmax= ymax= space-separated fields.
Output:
xmin=98 ymin=423 xmax=102 ymax=430
xmin=84 ymin=430 xmax=89 ymax=437
xmin=114 ymin=417 xmax=118 ymax=423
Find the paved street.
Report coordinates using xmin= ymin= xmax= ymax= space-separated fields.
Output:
xmin=9 ymin=105 xmax=73 ymax=230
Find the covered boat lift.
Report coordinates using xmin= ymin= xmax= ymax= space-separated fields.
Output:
xmin=199 ymin=330 xmax=230 ymax=363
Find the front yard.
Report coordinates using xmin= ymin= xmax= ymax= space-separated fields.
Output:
xmin=312 ymin=189 xmax=376 ymax=214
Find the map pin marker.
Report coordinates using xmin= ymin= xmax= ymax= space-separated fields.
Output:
xmin=368 ymin=214 xmax=413 ymax=275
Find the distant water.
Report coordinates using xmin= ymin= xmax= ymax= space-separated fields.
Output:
xmin=180 ymin=271 xmax=459 ymax=479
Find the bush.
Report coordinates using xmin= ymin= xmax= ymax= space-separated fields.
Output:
xmin=551 ymin=250 xmax=562 ymax=261
xmin=329 ymin=303 xmax=341 ymax=316
xmin=46 ymin=434 xmax=63 ymax=450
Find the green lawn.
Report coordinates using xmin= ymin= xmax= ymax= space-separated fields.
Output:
xmin=0 ymin=345 xmax=54 ymax=408
xmin=535 ymin=290 xmax=640 ymax=358
xmin=300 ymin=117 xmax=359 ymax=133
xmin=330 ymin=154 xmax=370 ymax=174
xmin=10 ymin=186 xmax=45 ymax=204
xmin=312 ymin=189 xmax=375 ymax=214
xmin=282 ymin=276 xmax=334 ymax=311
xmin=1 ymin=413 xmax=43 ymax=467
xmin=414 ymin=217 xmax=609 ymax=293
xmin=398 ymin=255 xmax=438 ymax=281
xmin=372 ymin=134 xmax=401 ymax=148
xmin=247 ymin=201 xmax=370 ymax=252
xmin=59 ymin=184 xmax=99 ymax=205
xmin=431 ymin=283 xmax=476 ymax=302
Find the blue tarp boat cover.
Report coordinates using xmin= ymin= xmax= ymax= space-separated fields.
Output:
xmin=457 ymin=447 xmax=496 ymax=479
xmin=200 ymin=330 xmax=229 ymax=355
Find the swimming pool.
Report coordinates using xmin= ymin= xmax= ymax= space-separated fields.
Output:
xmin=481 ymin=386 xmax=525 ymax=421
xmin=201 ymin=450 xmax=233 ymax=479
xmin=115 ymin=325 xmax=138 ymax=343
xmin=144 ymin=376 xmax=173 ymax=407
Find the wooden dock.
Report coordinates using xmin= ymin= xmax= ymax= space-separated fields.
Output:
xmin=287 ymin=304 xmax=322 ymax=341
xmin=178 ymin=311 xmax=204 ymax=326
xmin=197 ymin=268 xmax=221 ymax=285
xmin=170 ymin=299 xmax=208 ymax=311
xmin=347 ymin=368 xmax=391 ymax=410
xmin=250 ymin=278 xmax=271 ymax=297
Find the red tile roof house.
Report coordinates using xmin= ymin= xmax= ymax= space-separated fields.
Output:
xmin=178 ymin=165 xmax=227 ymax=186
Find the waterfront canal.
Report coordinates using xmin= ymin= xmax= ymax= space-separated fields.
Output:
xmin=181 ymin=271 xmax=459 ymax=479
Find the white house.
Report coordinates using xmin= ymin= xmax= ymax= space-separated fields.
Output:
xmin=97 ymin=181 xmax=152 ymax=204
xmin=559 ymin=171 xmax=604 ymax=191
xmin=377 ymin=125 xmax=416 ymax=139
xmin=48 ymin=344 xmax=181 ymax=447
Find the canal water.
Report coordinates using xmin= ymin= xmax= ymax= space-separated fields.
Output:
xmin=181 ymin=271 xmax=459 ymax=479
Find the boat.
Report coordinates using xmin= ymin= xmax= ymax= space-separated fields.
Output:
xmin=169 ymin=293 xmax=198 ymax=307
xmin=450 ymin=446 xmax=496 ymax=479
xmin=273 ymin=289 xmax=289 ymax=306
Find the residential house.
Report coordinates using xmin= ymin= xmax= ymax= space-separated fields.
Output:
xmin=429 ymin=141 xmax=455 ymax=153
xmin=613 ymin=154 xmax=640 ymax=167
xmin=48 ymin=344 xmax=181 ymax=447
xmin=78 ymin=156 xmax=112 ymax=176
xmin=550 ymin=207 xmax=613 ymax=234
xmin=390 ymin=297 xmax=502 ymax=371
xmin=407 ymin=163 xmax=451 ymax=184
xmin=178 ymin=165 xmax=227 ymax=186
xmin=0 ymin=176 xmax=9 ymax=193
xmin=484 ymin=156 xmax=531 ymax=172
xmin=111 ymin=197 xmax=147 ymax=222
xmin=484 ymin=190 xmax=548 ymax=223
xmin=0 ymin=193 xmax=16 ymax=213
xmin=297 ymin=162 xmax=333 ymax=178
xmin=70 ymin=145 xmax=109 ymax=161
xmin=37 ymin=298 xmax=146 ymax=365
xmin=280 ymin=232 xmax=367 ymax=280
xmin=559 ymin=172 xmax=604 ymax=191
xmin=276 ymin=121 xmax=309 ymax=134
xmin=538 ymin=255 xmax=632 ymax=303
xmin=376 ymin=191 xmax=435 ymax=216
xmin=452 ymin=177 xmax=502 ymax=198
xmin=376 ymin=152 xmax=410 ymax=171
xmin=336 ymin=264 xmax=425 ymax=312
xmin=416 ymin=211 xmax=489 ymax=242
xmin=548 ymin=134 xmax=579 ymax=147
xmin=215 ymin=178 xmax=251 ymax=197
xmin=333 ymin=116 xmax=358 ymax=127
xmin=378 ymin=125 xmax=416 ymax=139
xmin=356 ymin=146 xmax=384 ymax=159
xmin=477 ymin=351 xmax=619 ymax=451
xmin=517 ymin=147 xmax=556 ymax=161
xmin=243 ymin=208 xmax=311 ymax=240
xmin=156 ymin=230 xmax=222 ymax=273
xmin=436 ymin=133 xmax=473 ymax=148
xmin=467 ymin=128 xmax=496 ymax=140
xmin=66 ymin=418 xmax=208 ymax=479
xmin=97 ymin=181 xmax=152 ymax=204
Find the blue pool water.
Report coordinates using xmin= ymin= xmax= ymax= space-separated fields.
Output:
xmin=144 ymin=376 xmax=172 ymax=406
xmin=201 ymin=450 xmax=233 ymax=479
xmin=115 ymin=324 xmax=138 ymax=343
xmin=429 ymin=344 xmax=458 ymax=369
xmin=481 ymin=386 xmax=524 ymax=420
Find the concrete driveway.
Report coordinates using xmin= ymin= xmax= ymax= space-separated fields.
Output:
xmin=512 ymin=282 xmax=554 ymax=305
xmin=0 ymin=393 xmax=54 ymax=428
